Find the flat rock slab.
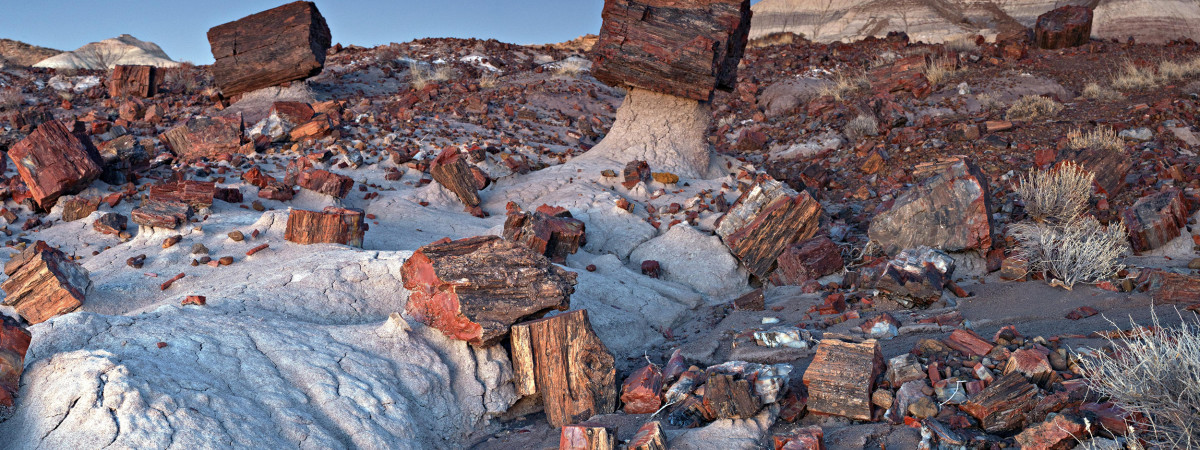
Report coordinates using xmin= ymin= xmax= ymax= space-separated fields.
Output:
xmin=8 ymin=121 xmax=103 ymax=209
xmin=131 ymin=199 xmax=192 ymax=229
xmin=207 ymin=1 xmax=331 ymax=97
xmin=148 ymin=180 xmax=216 ymax=210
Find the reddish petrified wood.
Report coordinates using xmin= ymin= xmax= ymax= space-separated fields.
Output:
xmin=1 ymin=241 xmax=91 ymax=324
xmin=1057 ymin=146 xmax=1130 ymax=196
xmin=207 ymin=1 xmax=331 ymax=97
xmin=560 ymin=423 xmax=617 ymax=450
xmin=289 ymin=116 xmax=331 ymax=141
xmin=242 ymin=166 xmax=274 ymax=188
xmin=272 ymin=101 xmax=315 ymax=124
xmin=715 ymin=178 xmax=822 ymax=280
xmin=60 ymin=197 xmax=99 ymax=222
xmin=503 ymin=210 xmax=586 ymax=263
xmin=591 ymin=0 xmax=752 ymax=101
xmin=771 ymin=236 xmax=844 ymax=286
xmin=108 ymin=65 xmax=159 ymax=98
xmin=621 ymin=364 xmax=663 ymax=414
xmin=1034 ymin=6 xmax=1093 ymax=50
xmin=215 ymin=187 xmax=243 ymax=203
xmin=803 ymin=339 xmax=883 ymax=421
xmin=511 ymin=310 xmax=616 ymax=427
xmin=703 ymin=373 xmax=762 ymax=419
xmin=944 ymin=329 xmax=995 ymax=358
xmin=296 ymin=169 xmax=353 ymax=198
xmin=92 ymin=212 xmax=127 ymax=235
xmin=868 ymin=55 xmax=932 ymax=99
xmin=732 ymin=288 xmax=765 ymax=311
xmin=258 ymin=183 xmax=296 ymax=201
xmin=1146 ymin=270 xmax=1200 ymax=303
xmin=1123 ymin=189 xmax=1189 ymax=253
xmin=160 ymin=115 xmax=246 ymax=161
xmin=0 ymin=315 xmax=31 ymax=408
xmin=8 ymin=120 xmax=103 ymax=209
xmin=629 ymin=421 xmax=667 ymax=450
xmin=149 ymin=180 xmax=216 ymax=209
xmin=774 ymin=426 xmax=826 ymax=450
xmin=402 ymin=236 xmax=575 ymax=346
xmin=284 ymin=207 xmax=366 ymax=247
xmin=868 ymin=156 xmax=994 ymax=255
xmin=131 ymin=199 xmax=192 ymax=229
xmin=1005 ymin=348 xmax=1055 ymax=387
xmin=429 ymin=147 xmax=482 ymax=214
xmin=960 ymin=372 xmax=1040 ymax=433
xmin=622 ymin=160 xmax=650 ymax=189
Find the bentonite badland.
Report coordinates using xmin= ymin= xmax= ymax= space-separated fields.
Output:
xmin=0 ymin=0 xmax=1199 ymax=448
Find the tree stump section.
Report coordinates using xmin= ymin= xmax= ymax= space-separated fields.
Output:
xmin=803 ymin=339 xmax=883 ymax=421
xmin=108 ymin=65 xmax=159 ymax=98
xmin=1 ymin=241 xmax=91 ymax=324
xmin=8 ymin=120 xmax=103 ymax=209
xmin=285 ymin=207 xmax=366 ymax=247
xmin=402 ymin=236 xmax=576 ymax=346
xmin=207 ymin=1 xmax=331 ymax=97
xmin=559 ymin=423 xmax=617 ymax=450
xmin=511 ymin=310 xmax=616 ymax=427
xmin=1034 ymin=6 xmax=1093 ymax=50
xmin=702 ymin=373 xmax=762 ymax=419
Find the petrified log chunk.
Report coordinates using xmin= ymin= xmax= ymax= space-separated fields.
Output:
xmin=1035 ymin=6 xmax=1093 ymax=50
xmin=803 ymin=339 xmax=883 ymax=421
xmin=1057 ymin=145 xmax=1130 ymax=196
xmin=1122 ymin=189 xmax=1188 ymax=253
xmin=503 ymin=210 xmax=586 ymax=263
xmin=943 ymin=329 xmax=995 ymax=358
xmin=429 ymin=147 xmax=482 ymax=213
xmin=629 ymin=421 xmax=667 ymax=450
xmin=296 ymin=169 xmax=353 ymax=198
xmin=215 ymin=187 xmax=243 ymax=203
xmin=771 ymin=236 xmax=843 ymax=285
xmin=60 ymin=197 xmax=99 ymax=222
xmin=1004 ymin=348 xmax=1054 ymax=386
xmin=732 ymin=288 xmax=765 ymax=311
xmin=559 ymin=423 xmax=617 ymax=450
xmin=868 ymin=156 xmax=994 ymax=255
xmin=289 ymin=116 xmax=331 ymax=142
xmin=0 ymin=315 xmax=31 ymax=408
xmin=8 ymin=120 xmax=103 ymax=209
xmin=959 ymin=372 xmax=1039 ymax=433
xmin=703 ymin=373 xmax=762 ymax=419
xmin=131 ymin=199 xmax=192 ymax=229
xmin=92 ymin=212 xmax=127 ymax=235
xmin=511 ymin=310 xmax=616 ymax=427
xmin=1145 ymin=270 xmax=1200 ymax=303
xmin=402 ymin=236 xmax=575 ymax=346
xmin=774 ymin=426 xmax=826 ymax=450
xmin=284 ymin=207 xmax=365 ymax=247
xmin=108 ymin=65 xmax=159 ymax=98
xmin=622 ymin=160 xmax=651 ymax=189
xmin=591 ymin=0 xmax=752 ymax=102
xmin=272 ymin=101 xmax=315 ymax=124
xmin=149 ymin=180 xmax=216 ymax=210
xmin=715 ymin=177 xmax=822 ymax=280
xmin=621 ymin=364 xmax=663 ymax=414
xmin=868 ymin=54 xmax=932 ymax=99
xmin=1 ymin=241 xmax=91 ymax=324
xmin=207 ymin=1 xmax=331 ymax=97
xmin=160 ymin=115 xmax=246 ymax=161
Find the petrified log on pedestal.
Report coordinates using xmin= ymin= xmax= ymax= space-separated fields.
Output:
xmin=108 ymin=65 xmax=159 ymax=98
xmin=560 ymin=423 xmax=617 ymax=450
xmin=511 ymin=309 xmax=616 ymax=427
xmin=803 ymin=339 xmax=883 ymax=421
xmin=402 ymin=236 xmax=575 ymax=346
xmin=1 ymin=241 xmax=91 ymax=324
xmin=284 ymin=207 xmax=365 ymax=247
xmin=430 ymin=147 xmax=483 ymax=216
xmin=8 ymin=120 xmax=103 ymax=209
xmin=715 ymin=178 xmax=822 ymax=280
xmin=207 ymin=1 xmax=331 ymax=97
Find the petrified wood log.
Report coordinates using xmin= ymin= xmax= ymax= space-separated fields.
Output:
xmin=1146 ymin=270 xmax=1200 ymax=303
xmin=60 ymin=197 xmax=99 ymax=222
xmin=1 ymin=241 xmax=91 ymax=324
xmin=803 ymin=339 xmax=883 ymax=421
xmin=591 ymin=0 xmax=752 ymax=101
xmin=629 ymin=421 xmax=667 ymax=450
xmin=131 ymin=199 xmax=192 ymax=229
xmin=959 ymin=372 xmax=1039 ymax=433
xmin=1122 ymin=189 xmax=1188 ymax=253
xmin=622 ymin=160 xmax=650 ymax=189
xmin=715 ymin=177 xmax=822 ymax=280
xmin=503 ymin=210 xmax=586 ymax=264
xmin=429 ymin=147 xmax=482 ymax=214
xmin=621 ymin=364 xmax=663 ymax=414
xmin=108 ymin=65 xmax=159 ymax=98
xmin=868 ymin=156 xmax=994 ymax=255
xmin=943 ymin=329 xmax=995 ymax=358
xmin=511 ymin=310 xmax=616 ymax=427
xmin=1035 ymin=6 xmax=1093 ymax=50
xmin=207 ymin=1 xmax=331 ymax=97
xmin=284 ymin=206 xmax=365 ymax=247
xmin=560 ymin=423 xmax=617 ymax=450
xmin=1057 ymin=146 xmax=1130 ymax=196
xmin=771 ymin=236 xmax=844 ymax=286
xmin=93 ymin=212 xmax=127 ymax=235
xmin=149 ymin=180 xmax=216 ymax=210
xmin=8 ymin=120 xmax=103 ymax=209
xmin=296 ymin=169 xmax=353 ymax=198
xmin=160 ymin=115 xmax=246 ymax=161
xmin=402 ymin=236 xmax=575 ymax=346
xmin=703 ymin=373 xmax=762 ymax=419
xmin=0 ymin=315 xmax=31 ymax=408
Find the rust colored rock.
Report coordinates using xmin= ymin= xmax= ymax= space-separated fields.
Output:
xmin=703 ymin=372 xmax=763 ymax=419
xmin=207 ymin=1 xmax=331 ymax=97
xmin=771 ymin=236 xmax=843 ymax=286
xmin=715 ymin=178 xmax=822 ymax=280
xmin=0 ymin=315 xmax=31 ymax=408
xmin=284 ymin=207 xmax=366 ymax=247
xmin=257 ymin=183 xmax=295 ymax=201
xmin=288 ymin=117 xmax=331 ymax=141
xmin=271 ymin=101 xmax=315 ymax=124
xmin=1058 ymin=145 xmax=1131 ymax=196
xmin=131 ymin=199 xmax=192 ymax=229
xmin=803 ymin=339 xmax=883 ymax=421
xmin=560 ymin=423 xmax=617 ymax=450
xmin=1 ymin=241 xmax=91 ymax=324
xmin=1000 ymin=256 xmax=1029 ymax=281
xmin=959 ymin=372 xmax=1039 ymax=433
xmin=108 ymin=65 xmax=159 ymax=98
xmin=629 ymin=421 xmax=667 ymax=450
xmin=774 ymin=426 xmax=826 ymax=450
xmin=149 ymin=180 xmax=216 ymax=210
xmin=1004 ymin=348 xmax=1054 ymax=386
xmin=1016 ymin=413 xmax=1087 ymax=449
xmin=182 ymin=295 xmax=207 ymax=306
xmin=60 ymin=197 xmax=99 ymax=222
xmin=732 ymin=288 xmax=765 ymax=311
xmin=1145 ymin=270 xmax=1200 ymax=303
xmin=429 ymin=147 xmax=481 ymax=211
xmin=246 ymin=244 xmax=269 ymax=256
xmin=401 ymin=236 xmax=575 ymax=347
xmin=622 ymin=160 xmax=651 ymax=189
xmin=511 ymin=310 xmax=616 ymax=427
xmin=215 ymin=187 xmax=243 ymax=203
xmin=502 ymin=210 xmax=586 ymax=263
xmin=591 ymin=0 xmax=752 ymax=101
xmin=868 ymin=55 xmax=932 ymax=99
xmin=868 ymin=156 xmax=994 ymax=255
xmin=944 ymin=329 xmax=994 ymax=358
xmin=160 ymin=273 xmax=185 ymax=291
xmin=640 ymin=260 xmax=661 ymax=278
xmin=621 ymin=364 xmax=663 ymax=414
xmin=242 ymin=166 xmax=274 ymax=189
xmin=1035 ymin=6 xmax=1093 ymax=50
xmin=160 ymin=115 xmax=246 ymax=161
xmin=1122 ymin=189 xmax=1189 ymax=253
xmin=92 ymin=212 xmax=127 ymax=235
xmin=9 ymin=120 xmax=103 ymax=209
xmin=296 ymin=168 xmax=353 ymax=198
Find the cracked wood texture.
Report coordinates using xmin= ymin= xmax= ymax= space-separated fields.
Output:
xmin=401 ymin=236 xmax=575 ymax=347
xmin=720 ymin=184 xmax=822 ymax=280
xmin=502 ymin=211 xmax=586 ymax=264
xmin=149 ymin=180 xmax=216 ymax=209
xmin=207 ymin=1 xmax=331 ymax=97
xmin=284 ymin=207 xmax=366 ymax=248
xmin=560 ymin=423 xmax=617 ymax=450
xmin=0 ymin=315 xmax=30 ymax=408
xmin=803 ymin=339 xmax=883 ymax=421
xmin=1 ymin=241 xmax=91 ymax=324
xmin=629 ymin=421 xmax=667 ymax=450
xmin=430 ymin=147 xmax=482 ymax=211
xmin=8 ymin=120 xmax=103 ymax=209
xmin=159 ymin=115 xmax=246 ymax=161
xmin=959 ymin=372 xmax=1039 ymax=433
xmin=511 ymin=310 xmax=616 ymax=427
xmin=108 ymin=65 xmax=159 ymax=98
xmin=591 ymin=0 xmax=752 ymax=101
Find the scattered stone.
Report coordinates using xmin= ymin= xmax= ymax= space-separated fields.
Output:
xmin=1122 ymin=189 xmax=1189 ymax=253
xmin=126 ymin=254 xmax=146 ymax=269
xmin=502 ymin=209 xmax=586 ymax=263
xmin=0 ymin=315 xmax=31 ymax=408
xmin=1145 ymin=270 xmax=1200 ymax=303
xmin=715 ymin=178 xmax=822 ymax=280
xmin=628 ymin=421 xmax=667 ymax=450
xmin=943 ymin=329 xmax=995 ymax=358
xmin=770 ymin=236 xmax=843 ymax=286
xmin=245 ymin=243 xmax=269 ymax=256
xmin=640 ymin=260 xmax=661 ymax=278
xmin=162 ymin=234 xmax=182 ymax=249
xmin=804 ymin=339 xmax=883 ymax=421
xmin=8 ymin=120 xmax=103 ymax=209
xmin=511 ymin=309 xmax=615 ymax=427
xmin=160 ymin=116 xmax=246 ymax=161
xmin=1005 ymin=348 xmax=1055 ymax=386
xmin=92 ymin=212 xmax=127 ymax=235
xmin=1000 ymin=256 xmax=1029 ymax=281
xmin=191 ymin=243 xmax=208 ymax=254
xmin=868 ymin=54 xmax=932 ymax=99
xmin=1 ymin=241 xmax=91 ymax=324
xmin=621 ymin=364 xmax=663 ymax=414
xmin=1058 ymin=145 xmax=1131 ymax=196
xmin=132 ymin=199 xmax=192 ymax=229
xmin=228 ymin=230 xmax=245 ymax=241
xmin=107 ymin=65 xmax=159 ymax=98
xmin=284 ymin=206 xmax=366 ymax=247
xmin=1034 ymin=6 xmax=1094 ymax=50
xmin=869 ymin=156 xmax=994 ymax=255
xmin=622 ymin=160 xmax=651 ymax=189
xmin=1015 ymin=413 xmax=1086 ymax=449
xmin=774 ymin=426 xmax=825 ymax=450
xmin=207 ymin=1 xmax=332 ymax=96
xmin=60 ymin=197 xmax=99 ymax=222
xmin=150 ymin=180 xmax=216 ymax=210
xmin=703 ymin=372 xmax=762 ymax=419
xmin=181 ymin=295 xmax=207 ymax=306
xmin=871 ymin=247 xmax=954 ymax=306
xmin=732 ymin=288 xmax=765 ymax=311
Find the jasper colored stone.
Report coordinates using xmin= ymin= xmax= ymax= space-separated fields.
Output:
xmin=1122 ymin=189 xmax=1189 ymax=253
xmin=0 ymin=315 xmax=31 ymax=408
xmin=149 ymin=180 xmax=216 ymax=210
xmin=207 ymin=1 xmax=332 ymax=97
xmin=868 ymin=55 xmax=932 ymax=99
xmin=131 ymin=199 xmax=192 ymax=229
xmin=959 ymin=372 xmax=1039 ymax=433
xmin=92 ymin=212 xmax=127 ymax=235
xmin=641 ymin=260 xmax=661 ymax=278
xmin=715 ymin=178 xmax=822 ymax=280
xmin=60 ymin=197 xmax=99 ymax=222
xmin=1015 ymin=413 xmax=1086 ymax=449
xmin=429 ymin=147 xmax=481 ymax=212
xmin=8 ymin=120 xmax=103 ymax=209
xmin=1 ymin=241 xmax=91 ymax=324
xmin=803 ymin=339 xmax=883 ymax=421
xmin=160 ymin=115 xmax=246 ymax=161
xmin=296 ymin=169 xmax=353 ymax=198
xmin=1035 ymin=6 xmax=1093 ymax=50
xmin=108 ymin=65 xmax=159 ymax=98
xmin=771 ymin=236 xmax=844 ymax=286
xmin=943 ymin=329 xmax=994 ymax=358
xmin=621 ymin=364 xmax=663 ymax=414
xmin=502 ymin=210 xmax=586 ymax=263
xmin=868 ymin=156 xmax=994 ymax=255
xmin=284 ymin=207 xmax=366 ymax=248
xmin=622 ymin=160 xmax=651 ymax=189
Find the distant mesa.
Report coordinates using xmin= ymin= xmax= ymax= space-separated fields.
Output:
xmin=32 ymin=34 xmax=180 ymax=70
xmin=0 ymin=39 xmax=62 ymax=67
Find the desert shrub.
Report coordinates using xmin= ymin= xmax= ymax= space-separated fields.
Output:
xmin=479 ymin=72 xmax=500 ymax=89
xmin=974 ymin=92 xmax=1004 ymax=111
xmin=1067 ymin=126 xmax=1123 ymax=153
xmin=162 ymin=62 xmax=210 ymax=95
xmin=409 ymin=62 xmax=454 ymax=90
xmin=552 ymin=58 xmax=590 ymax=78
xmin=923 ymin=55 xmax=958 ymax=86
xmin=1081 ymin=312 xmax=1200 ymax=448
xmin=1016 ymin=161 xmax=1095 ymax=225
xmin=1186 ymin=80 xmax=1200 ymax=97
xmin=1112 ymin=61 xmax=1159 ymax=90
xmin=0 ymin=88 xmax=22 ymax=110
xmin=1082 ymin=82 xmax=1122 ymax=102
xmin=1158 ymin=57 xmax=1200 ymax=81
xmin=844 ymin=114 xmax=878 ymax=141
xmin=944 ymin=37 xmax=978 ymax=53
xmin=1006 ymin=95 xmax=1063 ymax=121
xmin=1010 ymin=216 xmax=1129 ymax=289
xmin=819 ymin=74 xmax=869 ymax=101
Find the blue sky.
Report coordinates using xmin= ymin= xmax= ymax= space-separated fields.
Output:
xmin=1 ymin=0 xmax=763 ymax=64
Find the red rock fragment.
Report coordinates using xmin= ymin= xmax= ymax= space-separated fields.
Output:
xmin=161 ymin=273 xmax=185 ymax=291
xmin=629 ymin=421 xmax=667 ymax=450
xmin=1122 ymin=189 xmax=1189 ymax=253
xmin=245 ymin=243 xmax=269 ymax=256
xmin=774 ymin=426 xmax=825 ymax=450
xmin=959 ymin=372 xmax=1039 ymax=433
xmin=207 ymin=1 xmax=331 ymax=97
xmin=1144 ymin=270 xmax=1200 ymax=303
xmin=1065 ymin=306 xmax=1099 ymax=320
xmin=1034 ymin=6 xmax=1093 ymax=50
xmin=944 ymin=329 xmax=994 ymax=357
xmin=160 ymin=115 xmax=246 ymax=161
xmin=8 ymin=120 xmax=103 ymax=209
xmin=622 ymin=160 xmax=651 ymax=189
xmin=296 ymin=169 xmax=354 ymax=198
xmin=1 ymin=241 xmax=91 ymax=324
xmin=429 ymin=147 xmax=482 ymax=213
xmin=621 ymin=364 xmax=663 ymax=414
xmin=92 ymin=212 xmax=127 ymax=235
xmin=641 ymin=260 xmax=661 ymax=278
xmin=804 ymin=339 xmax=883 ymax=421
xmin=715 ymin=179 xmax=822 ymax=280
xmin=182 ymin=295 xmax=207 ymax=306
xmin=0 ymin=315 xmax=31 ymax=408
xmin=284 ymin=207 xmax=366 ymax=247
xmin=771 ymin=236 xmax=843 ymax=286
xmin=1004 ymin=348 xmax=1054 ymax=386
xmin=132 ymin=199 xmax=192 ymax=229
xmin=868 ymin=156 xmax=994 ymax=254
xmin=60 ymin=197 xmax=99 ymax=222
xmin=502 ymin=210 xmax=586 ymax=263
xmin=1015 ymin=413 xmax=1086 ymax=449
xmin=149 ymin=180 xmax=216 ymax=209
xmin=732 ymin=288 xmax=765 ymax=311
xmin=108 ymin=65 xmax=159 ymax=98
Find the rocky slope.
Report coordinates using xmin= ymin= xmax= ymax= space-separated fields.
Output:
xmin=0 ymin=39 xmax=61 ymax=67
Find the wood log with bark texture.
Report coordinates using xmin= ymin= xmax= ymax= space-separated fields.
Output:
xmin=716 ymin=178 xmax=822 ymax=280
xmin=959 ymin=372 xmax=1039 ymax=433
xmin=0 ymin=315 xmax=31 ymax=408
xmin=803 ymin=339 xmax=883 ymax=421
xmin=207 ymin=1 xmax=331 ymax=97
xmin=429 ymin=147 xmax=483 ymax=215
xmin=1 ymin=241 xmax=91 ymax=324
xmin=629 ymin=421 xmax=667 ymax=450
xmin=621 ymin=364 xmax=663 ymax=414
xmin=703 ymin=373 xmax=762 ymax=419
xmin=503 ymin=210 xmax=586 ymax=264
xmin=559 ymin=423 xmax=617 ymax=450
xmin=1057 ymin=146 xmax=1130 ymax=197
xmin=284 ymin=207 xmax=366 ymax=247
xmin=8 ymin=120 xmax=103 ymax=209
xmin=511 ymin=310 xmax=616 ymax=427
xmin=591 ymin=0 xmax=752 ymax=101
xmin=1123 ymin=189 xmax=1188 ymax=253
xmin=108 ymin=65 xmax=159 ymax=98
xmin=131 ymin=199 xmax=192 ymax=229
xmin=402 ymin=236 xmax=575 ymax=346
xmin=296 ymin=169 xmax=353 ymax=198
xmin=149 ymin=180 xmax=216 ymax=209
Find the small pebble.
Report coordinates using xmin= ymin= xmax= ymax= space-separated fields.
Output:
xmin=191 ymin=243 xmax=209 ymax=254
xmin=218 ymin=256 xmax=234 ymax=266
xmin=162 ymin=235 xmax=182 ymax=249
xmin=228 ymin=231 xmax=244 ymax=242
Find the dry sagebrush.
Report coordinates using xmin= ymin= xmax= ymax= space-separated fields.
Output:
xmin=1068 ymin=126 xmax=1124 ymax=153
xmin=1081 ymin=312 xmax=1200 ymax=448
xmin=1006 ymin=95 xmax=1063 ymax=121
xmin=1016 ymin=162 xmax=1095 ymax=224
xmin=818 ymin=74 xmax=869 ymax=101
xmin=843 ymin=114 xmax=878 ymax=142
xmin=1082 ymin=82 xmax=1123 ymax=102
xmin=408 ymin=62 xmax=454 ymax=90
xmin=1010 ymin=216 xmax=1129 ymax=290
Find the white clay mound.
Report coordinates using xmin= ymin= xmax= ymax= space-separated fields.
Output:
xmin=33 ymin=34 xmax=180 ymax=70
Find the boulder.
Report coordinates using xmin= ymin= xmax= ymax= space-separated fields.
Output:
xmin=1122 ymin=189 xmax=1189 ymax=253
xmin=868 ymin=55 xmax=932 ymax=99
xmin=0 ymin=316 xmax=30 ymax=409
xmin=148 ymin=180 xmax=216 ymax=210
xmin=771 ymin=236 xmax=843 ymax=286
xmin=207 ymin=1 xmax=332 ymax=96
xmin=131 ymin=199 xmax=192 ymax=229
xmin=1 ymin=241 xmax=91 ymax=324
xmin=295 ymin=169 xmax=353 ymax=199
xmin=868 ymin=156 xmax=994 ymax=255
xmin=284 ymin=207 xmax=366 ymax=248
xmin=804 ymin=339 xmax=883 ymax=421
xmin=715 ymin=178 xmax=822 ymax=280
xmin=8 ymin=121 xmax=103 ymax=209
xmin=502 ymin=209 xmax=586 ymax=264
xmin=107 ymin=65 xmax=159 ymax=98
xmin=1035 ymin=6 xmax=1093 ymax=50
xmin=159 ymin=115 xmax=246 ymax=161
